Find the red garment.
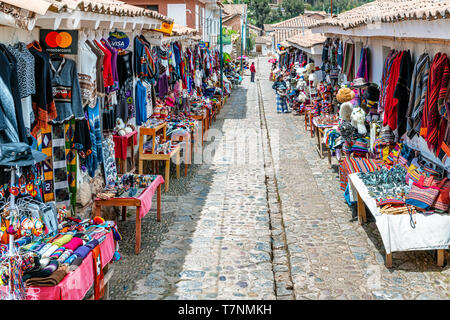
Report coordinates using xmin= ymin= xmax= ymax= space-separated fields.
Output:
xmin=113 ymin=131 xmax=137 ymax=160
xmin=250 ymin=64 xmax=256 ymax=73
xmin=383 ymin=51 xmax=404 ymax=130
xmin=94 ymin=40 xmax=114 ymax=88
xmin=422 ymin=53 xmax=450 ymax=152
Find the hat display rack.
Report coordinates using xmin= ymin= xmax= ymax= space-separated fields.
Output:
xmin=0 ymin=148 xmax=46 ymax=300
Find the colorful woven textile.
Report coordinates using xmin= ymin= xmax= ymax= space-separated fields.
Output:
xmin=65 ymin=119 xmax=77 ymax=209
xmin=421 ymin=53 xmax=450 ymax=152
xmin=39 ymin=125 xmax=54 ymax=202
xmin=339 ymin=157 xmax=382 ymax=191
xmin=52 ymin=124 xmax=70 ymax=208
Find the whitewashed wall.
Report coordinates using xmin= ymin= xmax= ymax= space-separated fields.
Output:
xmin=344 ymin=36 xmax=449 ymax=87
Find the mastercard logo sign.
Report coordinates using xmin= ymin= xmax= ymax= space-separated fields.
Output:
xmin=45 ymin=31 xmax=73 ymax=48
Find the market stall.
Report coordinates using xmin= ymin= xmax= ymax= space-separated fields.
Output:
xmin=0 ymin=0 xmax=236 ymax=300
xmin=282 ymin=0 xmax=450 ymax=267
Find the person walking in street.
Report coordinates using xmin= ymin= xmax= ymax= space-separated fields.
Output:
xmin=250 ymin=62 xmax=256 ymax=82
xmin=272 ymin=74 xmax=289 ymax=113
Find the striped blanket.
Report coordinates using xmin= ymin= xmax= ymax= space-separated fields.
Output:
xmin=339 ymin=157 xmax=382 ymax=191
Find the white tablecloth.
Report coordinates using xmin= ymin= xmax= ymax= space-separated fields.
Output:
xmin=349 ymin=173 xmax=450 ymax=254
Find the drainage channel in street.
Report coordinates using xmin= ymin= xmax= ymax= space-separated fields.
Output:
xmin=256 ymin=59 xmax=295 ymax=300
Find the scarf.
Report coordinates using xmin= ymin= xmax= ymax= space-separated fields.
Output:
xmin=382 ymin=51 xmax=404 ymax=131
xmin=393 ymin=50 xmax=413 ymax=139
xmin=406 ymin=53 xmax=430 ymax=139
xmin=421 ymin=53 xmax=450 ymax=152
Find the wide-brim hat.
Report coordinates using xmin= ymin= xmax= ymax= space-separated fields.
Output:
xmin=351 ymin=77 xmax=368 ymax=88
xmin=364 ymin=83 xmax=380 ymax=101
xmin=336 ymin=87 xmax=355 ymax=103
xmin=0 ymin=143 xmax=47 ymax=167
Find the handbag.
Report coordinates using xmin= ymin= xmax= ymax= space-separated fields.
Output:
xmin=405 ymin=176 xmax=443 ymax=210
xmin=423 ymin=177 xmax=450 ymax=212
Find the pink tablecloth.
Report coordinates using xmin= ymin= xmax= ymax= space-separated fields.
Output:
xmin=119 ymin=175 xmax=164 ymax=219
xmin=113 ymin=131 xmax=137 ymax=160
xmin=25 ymin=230 xmax=115 ymax=300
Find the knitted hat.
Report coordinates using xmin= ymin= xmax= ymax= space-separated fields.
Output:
xmin=336 ymin=87 xmax=355 ymax=103
xmin=364 ymin=83 xmax=380 ymax=102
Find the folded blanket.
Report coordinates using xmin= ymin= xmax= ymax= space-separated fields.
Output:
xmin=25 ymin=266 xmax=69 ymax=287
xmin=52 ymin=234 xmax=73 ymax=247
xmin=22 ymin=260 xmax=59 ymax=282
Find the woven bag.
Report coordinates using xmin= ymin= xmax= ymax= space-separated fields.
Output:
xmin=405 ymin=176 xmax=443 ymax=210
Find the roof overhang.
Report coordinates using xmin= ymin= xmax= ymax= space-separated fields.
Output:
xmin=311 ymin=18 xmax=450 ymax=40
xmin=35 ymin=10 xmax=163 ymax=31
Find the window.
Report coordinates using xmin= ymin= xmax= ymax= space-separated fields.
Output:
xmin=146 ymin=5 xmax=158 ymax=12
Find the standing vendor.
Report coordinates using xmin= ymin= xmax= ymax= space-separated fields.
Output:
xmin=272 ymin=74 xmax=289 ymax=113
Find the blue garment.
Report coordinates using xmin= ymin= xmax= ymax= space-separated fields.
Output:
xmin=0 ymin=76 xmax=19 ymax=143
xmin=135 ymin=80 xmax=147 ymax=126
xmin=337 ymin=41 xmax=343 ymax=68
xmin=134 ymin=36 xmax=147 ymax=77
xmin=86 ymin=98 xmax=102 ymax=177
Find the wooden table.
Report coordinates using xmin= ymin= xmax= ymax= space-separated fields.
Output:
xmin=348 ymin=173 xmax=447 ymax=268
xmin=113 ymin=131 xmax=137 ymax=174
xmin=139 ymin=123 xmax=182 ymax=192
xmin=304 ymin=109 xmax=315 ymax=137
xmin=191 ymin=113 xmax=207 ymax=145
xmin=139 ymin=145 xmax=180 ymax=192
xmin=171 ymin=131 xmax=192 ymax=177
xmin=312 ymin=119 xmax=335 ymax=161
xmin=93 ymin=178 xmax=163 ymax=255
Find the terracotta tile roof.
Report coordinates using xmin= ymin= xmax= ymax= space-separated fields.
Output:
xmin=171 ymin=23 xmax=198 ymax=36
xmin=263 ymin=23 xmax=274 ymax=32
xmin=270 ymin=12 xmax=326 ymax=45
xmin=45 ymin=0 xmax=173 ymax=23
xmin=286 ymin=29 xmax=326 ymax=48
xmin=1 ymin=0 xmax=52 ymax=15
xmin=271 ymin=14 xmax=322 ymax=29
xmin=255 ymin=35 xmax=272 ymax=45
xmin=0 ymin=1 xmax=38 ymax=29
xmin=222 ymin=4 xmax=246 ymax=16
xmin=312 ymin=0 xmax=450 ymax=30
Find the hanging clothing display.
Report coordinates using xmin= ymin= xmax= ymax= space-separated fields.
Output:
xmin=27 ymin=41 xmax=57 ymax=138
xmin=49 ymin=57 xmax=85 ymax=123
xmin=421 ymin=53 xmax=450 ymax=153
xmin=406 ymin=53 xmax=430 ymax=139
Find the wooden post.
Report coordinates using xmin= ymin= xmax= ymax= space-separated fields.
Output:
xmin=327 ymin=146 xmax=332 ymax=167
xmin=138 ymin=160 xmax=143 ymax=175
xmin=157 ymin=184 xmax=161 ymax=222
xmin=386 ymin=253 xmax=392 ymax=268
xmin=357 ymin=192 xmax=367 ymax=225
xmin=437 ymin=249 xmax=444 ymax=267
xmin=122 ymin=206 xmax=127 ymax=221
xmin=165 ymin=160 xmax=170 ymax=192
xmin=176 ymin=151 xmax=180 ymax=179
xmin=135 ymin=205 xmax=141 ymax=255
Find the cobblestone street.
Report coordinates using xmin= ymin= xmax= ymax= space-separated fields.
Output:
xmin=109 ymin=57 xmax=449 ymax=300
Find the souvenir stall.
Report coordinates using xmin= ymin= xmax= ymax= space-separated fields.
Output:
xmin=0 ymin=0 xmax=177 ymax=300
xmin=307 ymin=0 xmax=450 ymax=267
xmin=134 ymin=28 xmax=229 ymax=189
